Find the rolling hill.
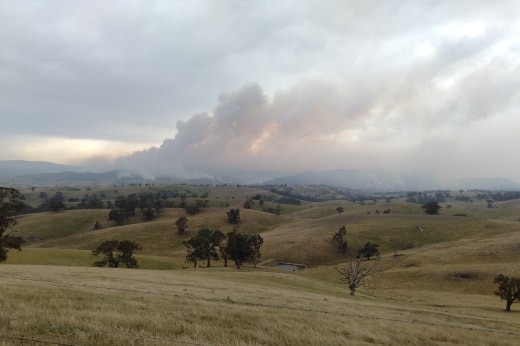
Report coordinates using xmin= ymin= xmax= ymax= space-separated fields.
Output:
xmin=2 ymin=184 xmax=520 ymax=345
xmin=2 ymin=160 xmax=520 ymax=191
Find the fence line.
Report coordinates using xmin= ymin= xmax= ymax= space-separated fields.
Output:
xmin=0 ymin=332 xmax=79 ymax=346
xmin=0 ymin=313 xmax=210 ymax=346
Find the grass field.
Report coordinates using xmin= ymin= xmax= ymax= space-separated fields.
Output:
xmin=2 ymin=185 xmax=520 ymax=345
xmin=0 ymin=265 xmax=519 ymax=346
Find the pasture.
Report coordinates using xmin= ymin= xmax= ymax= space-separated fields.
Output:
xmin=1 ymin=184 xmax=520 ymax=345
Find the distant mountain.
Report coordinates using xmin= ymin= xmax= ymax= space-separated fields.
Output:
xmin=0 ymin=170 xmax=147 ymax=187
xmin=449 ymin=177 xmax=520 ymax=190
xmin=0 ymin=160 xmax=80 ymax=177
xmin=262 ymin=170 xmax=520 ymax=191
xmin=11 ymin=171 xmax=138 ymax=186
xmin=0 ymin=160 xmax=124 ymax=186
xmin=1 ymin=161 xmax=519 ymax=191
xmin=262 ymin=169 xmax=441 ymax=191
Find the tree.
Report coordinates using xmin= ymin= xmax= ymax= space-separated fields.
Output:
xmin=143 ymin=206 xmax=156 ymax=220
xmin=249 ymin=233 xmax=263 ymax=268
xmin=336 ymin=258 xmax=378 ymax=296
xmin=421 ymin=201 xmax=441 ymax=215
xmin=115 ymin=195 xmax=138 ymax=216
xmin=331 ymin=225 xmax=348 ymax=254
xmin=357 ymin=242 xmax=380 ymax=260
xmin=336 ymin=206 xmax=344 ymax=214
xmin=179 ymin=193 xmax=187 ymax=208
xmin=117 ymin=240 xmax=142 ymax=268
xmin=92 ymin=240 xmax=119 ymax=267
xmin=0 ymin=187 xmax=26 ymax=262
xmin=185 ymin=244 xmax=203 ymax=268
xmin=184 ymin=204 xmax=201 ymax=215
xmin=48 ymin=198 xmax=64 ymax=212
xmin=494 ymin=274 xmax=520 ymax=311
xmin=48 ymin=195 xmax=65 ymax=212
xmin=78 ymin=194 xmax=104 ymax=209
xmin=175 ymin=216 xmax=188 ymax=234
xmin=219 ymin=239 xmax=229 ymax=268
xmin=184 ymin=228 xmax=225 ymax=268
xmin=108 ymin=208 xmax=130 ymax=226
xmin=195 ymin=199 xmax=209 ymax=209
xmin=227 ymin=208 xmax=240 ymax=224
xmin=243 ymin=199 xmax=252 ymax=209
xmin=92 ymin=240 xmax=141 ymax=268
xmin=226 ymin=228 xmax=248 ymax=269
xmin=225 ymin=230 xmax=263 ymax=269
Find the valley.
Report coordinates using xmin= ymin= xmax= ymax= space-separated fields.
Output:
xmin=1 ymin=184 xmax=520 ymax=345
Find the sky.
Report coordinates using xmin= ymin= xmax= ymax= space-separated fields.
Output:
xmin=1 ymin=0 xmax=520 ymax=181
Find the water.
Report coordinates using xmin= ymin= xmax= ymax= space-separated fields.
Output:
xmin=275 ymin=263 xmax=305 ymax=271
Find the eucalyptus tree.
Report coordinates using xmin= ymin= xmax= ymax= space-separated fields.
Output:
xmin=494 ymin=274 xmax=520 ymax=311
xmin=0 ymin=187 xmax=26 ymax=262
xmin=184 ymin=228 xmax=225 ymax=268
xmin=92 ymin=240 xmax=142 ymax=268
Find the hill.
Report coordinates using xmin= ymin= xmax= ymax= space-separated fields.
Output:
xmin=263 ymin=169 xmax=520 ymax=191
xmin=1 ymin=258 xmax=518 ymax=345
xmin=2 ymin=160 xmax=520 ymax=190
xmin=263 ymin=169 xmax=433 ymax=191
xmin=9 ymin=184 xmax=520 ymax=268
xmin=2 ymin=184 xmax=520 ymax=344
xmin=0 ymin=160 xmax=79 ymax=176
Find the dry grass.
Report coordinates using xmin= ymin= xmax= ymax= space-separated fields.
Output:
xmin=0 ymin=265 xmax=519 ymax=346
xmin=15 ymin=209 xmax=109 ymax=241
xmin=5 ymin=248 xmax=180 ymax=269
xmin=4 ymin=188 xmax=520 ymax=344
xmin=16 ymin=207 xmax=287 ymax=257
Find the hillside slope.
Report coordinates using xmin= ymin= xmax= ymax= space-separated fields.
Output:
xmin=4 ymin=189 xmax=520 ymax=344
xmin=0 ymin=264 xmax=518 ymax=346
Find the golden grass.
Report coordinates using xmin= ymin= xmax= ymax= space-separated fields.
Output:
xmin=17 ymin=207 xmax=287 ymax=257
xmin=15 ymin=209 xmax=109 ymax=241
xmin=14 ymin=195 xmax=520 ymax=271
xmin=0 ymin=264 xmax=518 ymax=346
xmin=5 ymin=248 xmax=179 ymax=269
xmin=4 ymin=187 xmax=520 ymax=344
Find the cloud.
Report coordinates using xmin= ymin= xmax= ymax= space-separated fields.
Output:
xmin=114 ymin=46 xmax=520 ymax=180
xmin=0 ymin=135 xmax=154 ymax=165
xmin=112 ymin=80 xmax=417 ymax=178
xmin=2 ymin=0 xmax=520 ymax=181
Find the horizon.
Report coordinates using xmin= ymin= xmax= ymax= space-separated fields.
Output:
xmin=2 ymin=1 xmax=520 ymax=182
xmin=2 ymin=159 xmax=520 ymax=192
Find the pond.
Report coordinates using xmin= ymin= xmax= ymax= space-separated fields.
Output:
xmin=275 ymin=263 xmax=305 ymax=271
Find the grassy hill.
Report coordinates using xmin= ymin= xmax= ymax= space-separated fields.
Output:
xmin=2 ymin=184 xmax=520 ymax=344
xmin=0 ymin=264 xmax=519 ymax=345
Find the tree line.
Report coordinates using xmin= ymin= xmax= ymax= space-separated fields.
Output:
xmin=182 ymin=208 xmax=263 ymax=269
xmin=183 ymin=227 xmax=263 ymax=269
xmin=22 ymin=187 xmax=211 ymax=214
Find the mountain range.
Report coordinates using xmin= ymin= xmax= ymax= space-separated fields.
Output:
xmin=1 ymin=160 xmax=519 ymax=191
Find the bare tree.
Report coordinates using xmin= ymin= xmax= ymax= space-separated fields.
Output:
xmin=335 ymin=258 xmax=378 ymax=296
